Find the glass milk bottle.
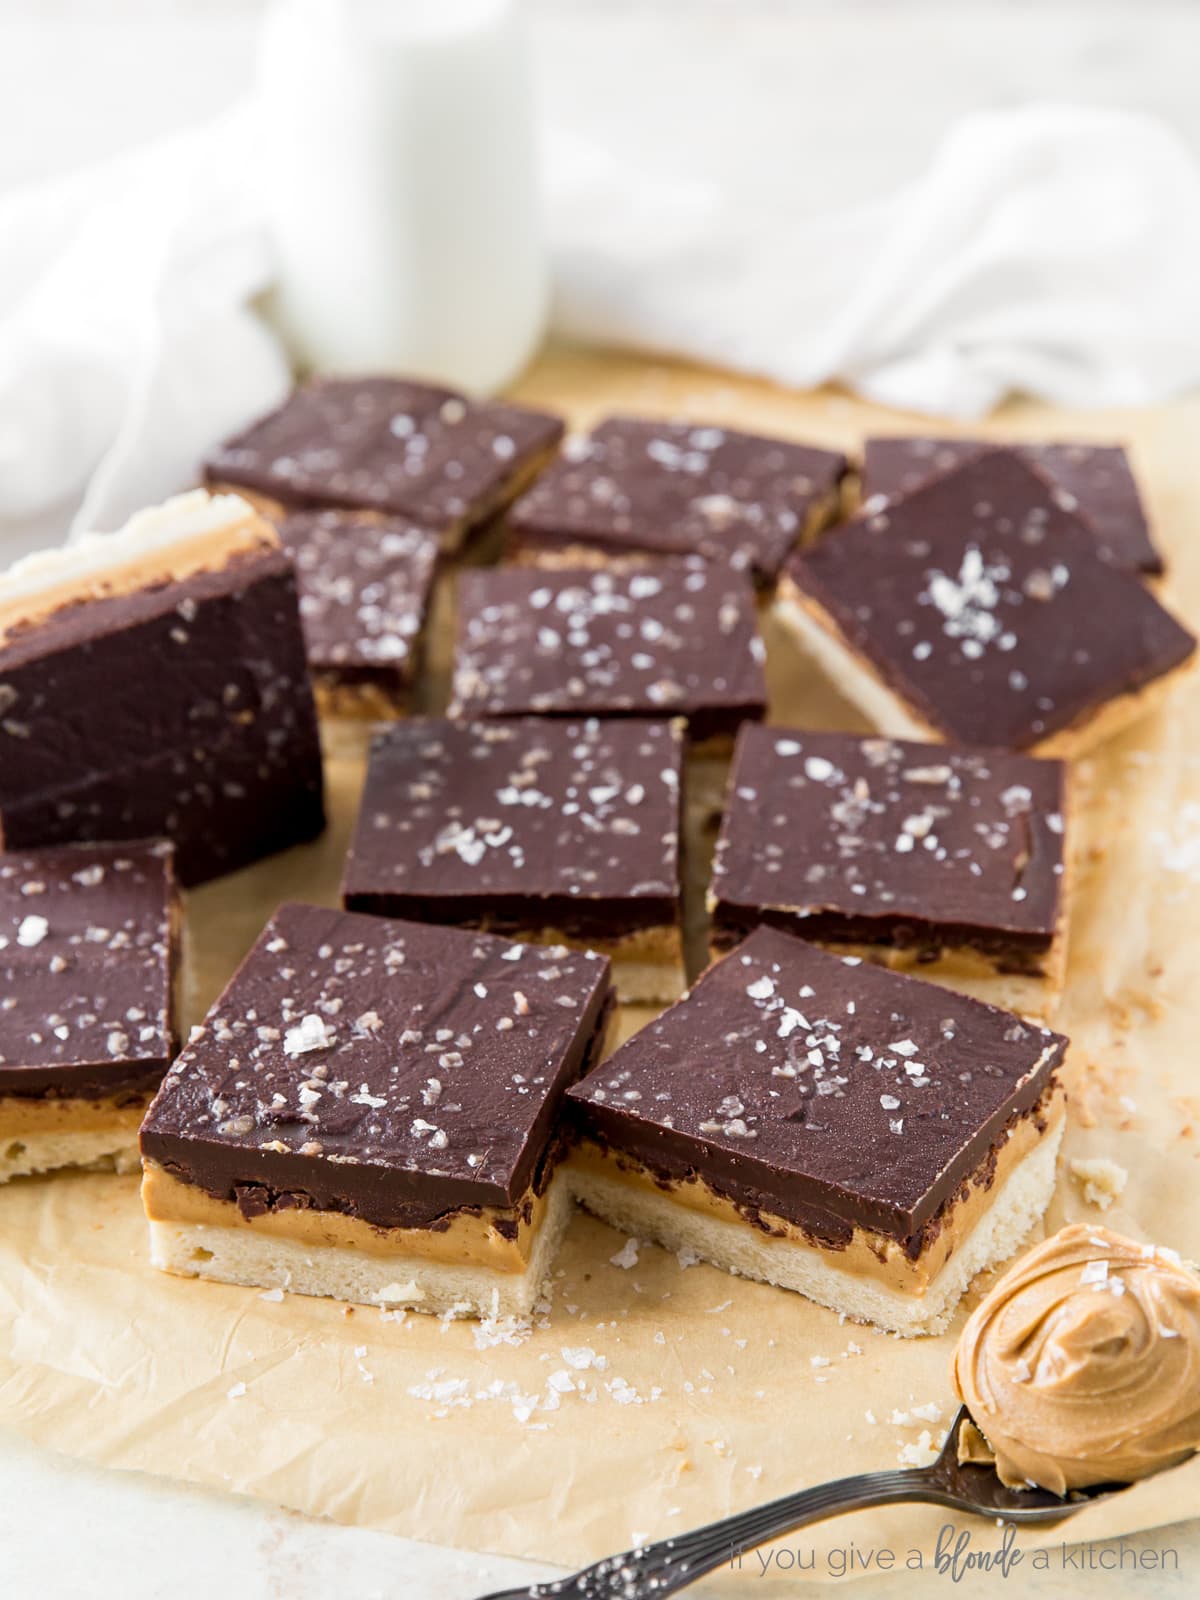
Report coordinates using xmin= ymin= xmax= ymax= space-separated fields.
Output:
xmin=256 ymin=0 xmax=549 ymax=392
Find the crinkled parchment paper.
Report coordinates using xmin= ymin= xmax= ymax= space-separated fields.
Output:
xmin=1 ymin=354 xmax=1198 ymax=1590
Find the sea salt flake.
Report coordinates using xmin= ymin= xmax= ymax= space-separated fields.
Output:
xmin=610 ymin=1238 xmax=640 ymax=1270
xmin=284 ymin=1014 xmax=335 ymax=1056
xmin=561 ymin=1346 xmax=608 ymax=1372
xmin=16 ymin=915 xmax=48 ymax=947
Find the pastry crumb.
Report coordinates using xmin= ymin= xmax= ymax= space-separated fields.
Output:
xmin=609 ymin=1237 xmax=640 ymax=1270
xmin=1069 ymin=1155 xmax=1128 ymax=1211
xmin=898 ymin=1429 xmax=940 ymax=1467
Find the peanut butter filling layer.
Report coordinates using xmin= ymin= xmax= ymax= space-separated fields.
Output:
xmin=313 ymin=676 xmax=409 ymax=722
xmin=142 ymin=1160 xmax=549 ymax=1274
xmin=569 ymin=1084 xmax=1066 ymax=1298
xmin=709 ymin=935 xmax=1064 ymax=990
xmin=0 ymin=491 xmax=277 ymax=646
xmin=505 ymin=921 xmax=682 ymax=971
xmin=0 ymin=1093 xmax=151 ymax=1143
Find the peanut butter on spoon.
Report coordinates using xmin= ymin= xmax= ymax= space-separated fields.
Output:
xmin=953 ymin=1223 xmax=1200 ymax=1494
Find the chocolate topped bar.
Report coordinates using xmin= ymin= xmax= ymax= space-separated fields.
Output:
xmin=0 ymin=840 xmax=176 ymax=1100
xmin=343 ymin=716 xmax=682 ymax=943
xmin=0 ymin=492 xmax=325 ymax=884
xmin=205 ymin=377 xmax=564 ymax=545
xmin=710 ymin=728 xmax=1066 ymax=971
xmin=449 ymin=559 xmax=767 ymax=743
xmin=781 ymin=449 xmax=1196 ymax=752
xmin=141 ymin=902 xmax=614 ymax=1230
xmin=508 ymin=416 xmax=847 ymax=582
xmin=278 ymin=509 xmax=440 ymax=712
xmin=568 ymin=925 xmax=1065 ymax=1248
xmin=862 ymin=437 xmax=1162 ymax=575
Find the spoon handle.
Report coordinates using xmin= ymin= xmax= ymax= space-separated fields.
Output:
xmin=481 ymin=1467 xmax=922 ymax=1598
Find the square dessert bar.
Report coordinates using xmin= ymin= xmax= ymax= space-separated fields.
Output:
xmin=861 ymin=436 xmax=1162 ymax=576
xmin=278 ymin=509 xmax=441 ymax=716
xmin=507 ymin=416 xmax=847 ymax=584
xmin=205 ymin=376 xmax=564 ymax=550
xmin=141 ymin=903 xmax=614 ymax=1316
xmin=709 ymin=728 xmax=1069 ymax=1018
xmin=0 ymin=491 xmax=325 ymax=885
xmin=568 ymin=925 xmax=1068 ymax=1336
xmin=0 ymin=841 xmax=177 ymax=1182
xmin=449 ymin=560 xmax=767 ymax=751
xmin=343 ymin=717 xmax=684 ymax=1003
xmin=778 ymin=449 xmax=1195 ymax=756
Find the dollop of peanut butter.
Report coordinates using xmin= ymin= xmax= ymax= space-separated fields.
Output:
xmin=952 ymin=1223 xmax=1200 ymax=1494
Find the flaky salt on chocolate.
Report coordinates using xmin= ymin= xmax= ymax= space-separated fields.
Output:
xmin=568 ymin=925 xmax=1067 ymax=1336
xmin=205 ymin=376 xmax=564 ymax=550
xmin=140 ymin=903 xmax=614 ymax=1316
xmin=0 ymin=840 xmax=177 ymax=1182
xmin=862 ymin=436 xmax=1162 ymax=575
xmin=508 ymin=415 xmax=847 ymax=584
xmin=709 ymin=727 xmax=1069 ymax=1017
xmin=0 ymin=491 xmax=324 ymax=884
xmin=778 ymin=448 xmax=1195 ymax=756
xmin=343 ymin=717 xmax=685 ymax=1002
xmin=278 ymin=509 xmax=440 ymax=716
xmin=449 ymin=558 xmax=767 ymax=751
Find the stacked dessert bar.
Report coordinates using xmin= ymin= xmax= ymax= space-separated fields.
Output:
xmin=2 ymin=378 xmax=1192 ymax=1338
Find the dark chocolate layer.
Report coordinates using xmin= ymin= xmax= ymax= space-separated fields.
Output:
xmin=568 ymin=925 xmax=1066 ymax=1246
xmin=862 ymin=437 xmax=1162 ymax=575
xmin=0 ymin=841 xmax=177 ymax=1098
xmin=508 ymin=416 xmax=847 ymax=583
xmin=141 ymin=903 xmax=614 ymax=1230
xmin=0 ymin=548 xmax=325 ymax=885
xmin=342 ymin=717 xmax=682 ymax=939
xmin=279 ymin=510 xmax=440 ymax=697
xmin=449 ymin=560 xmax=767 ymax=741
xmin=205 ymin=376 xmax=564 ymax=531
xmin=711 ymin=728 xmax=1066 ymax=969
xmin=785 ymin=449 xmax=1196 ymax=749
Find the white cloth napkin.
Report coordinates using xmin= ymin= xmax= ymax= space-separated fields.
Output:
xmin=3 ymin=100 xmax=1200 ymax=555
xmin=0 ymin=106 xmax=289 ymax=557
xmin=547 ymin=103 xmax=1200 ymax=419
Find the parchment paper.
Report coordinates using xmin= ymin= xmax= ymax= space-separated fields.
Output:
xmin=1 ymin=352 xmax=1198 ymax=1590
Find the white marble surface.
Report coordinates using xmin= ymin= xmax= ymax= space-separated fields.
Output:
xmin=2 ymin=5 xmax=1200 ymax=1597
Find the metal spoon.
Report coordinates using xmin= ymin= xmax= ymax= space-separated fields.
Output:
xmin=475 ymin=1407 xmax=1118 ymax=1599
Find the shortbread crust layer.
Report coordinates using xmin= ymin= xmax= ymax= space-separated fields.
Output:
xmin=147 ymin=1169 xmax=574 ymax=1317
xmin=0 ymin=1093 xmax=149 ymax=1183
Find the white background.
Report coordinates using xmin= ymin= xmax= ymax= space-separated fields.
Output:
xmin=1 ymin=4 xmax=1198 ymax=1596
